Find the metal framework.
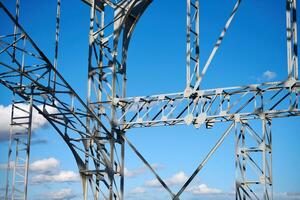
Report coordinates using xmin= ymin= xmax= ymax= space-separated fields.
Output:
xmin=185 ymin=0 xmax=200 ymax=94
xmin=235 ymin=116 xmax=273 ymax=200
xmin=5 ymin=93 xmax=33 ymax=200
xmin=0 ymin=0 xmax=299 ymax=200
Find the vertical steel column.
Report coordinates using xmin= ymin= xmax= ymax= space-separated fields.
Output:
xmin=286 ymin=0 xmax=299 ymax=80
xmin=5 ymin=93 xmax=34 ymax=200
xmin=52 ymin=0 xmax=61 ymax=92
xmin=85 ymin=0 xmax=95 ymax=199
xmin=235 ymin=115 xmax=272 ymax=200
xmin=5 ymin=101 xmax=13 ymax=200
xmin=185 ymin=0 xmax=199 ymax=96
xmin=86 ymin=1 xmax=128 ymax=199
xmin=5 ymin=2 xmax=34 ymax=197
xmin=12 ymin=0 xmax=20 ymax=62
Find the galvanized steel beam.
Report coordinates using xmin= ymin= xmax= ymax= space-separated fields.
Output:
xmin=1 ymin=1 xmax=300 ymax=200
xmin=104 ymin=80 xmax=300 ymax=129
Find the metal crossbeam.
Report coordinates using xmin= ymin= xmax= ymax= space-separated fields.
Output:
xmin=1 ymin=1 xmax=299 ymax=200
xmin=106 ymin=80 xmax=299 ymax=129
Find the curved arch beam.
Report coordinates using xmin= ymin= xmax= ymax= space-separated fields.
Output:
xmin=0 ymin=3 xmax=111 ymax=196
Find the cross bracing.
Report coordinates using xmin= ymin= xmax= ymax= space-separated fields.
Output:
xmin=0 ymin=0 xmax=299 ymax=200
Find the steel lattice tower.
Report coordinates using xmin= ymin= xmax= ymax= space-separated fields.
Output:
xmin=0 ymin=0 xmax=299 ymax=200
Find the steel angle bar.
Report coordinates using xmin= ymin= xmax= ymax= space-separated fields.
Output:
xmin=174 ymin=121 xmax=235 ymax=199
xmin=118 ymin=81 xmax=300 ymax=129
xmin=122 ymin=134 xmax=176 ymax=198
xmin=192 ymin=0 xmax=242 ymax=92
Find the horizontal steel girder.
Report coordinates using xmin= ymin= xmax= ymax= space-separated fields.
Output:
xmin=101 ymin=80 xmax=300 ymax=129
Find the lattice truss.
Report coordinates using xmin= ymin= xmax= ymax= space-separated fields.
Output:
xmin=0 ymin=0 xmax=299 ymax=200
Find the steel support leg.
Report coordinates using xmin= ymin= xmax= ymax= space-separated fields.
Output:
xmin=286 ymin=0 xmax=299 ymax=80
xmin=235 ymin=115 xmax=272 ymax=200
xmin=5 ymin=93 xmax=33 ymax=200
xmin=185 ymin=0 xmax=200 ymax=96
xmin=85 ymin=1 xmax=126 ymax=199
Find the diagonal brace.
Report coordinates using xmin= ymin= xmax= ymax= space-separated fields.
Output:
xmin=122 ymin=134 xmax=176 ymax=198
xmin=193 ymin=0 xmax=242 ymax=91
xmin=173 ymin=121 xmax=235 ymax=199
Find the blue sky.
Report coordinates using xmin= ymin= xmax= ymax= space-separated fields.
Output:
xmin=0 ymin=0 xmax=300 ymax=199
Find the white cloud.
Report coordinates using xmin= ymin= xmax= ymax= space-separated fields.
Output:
xmin=0 ymin=104 xmax=57 ymax=141
xmin=145 ymin=179 xmax=160 ymax=187
xmin=145 ymin=171 xmax=188 ymax=187
xmin=129 ymin=187 xmax=146 ymax=195
xmin=263 ymin=70 xmax=277 ymax=80
xmin=2 ymin=157 xmax=79 ymax=185
xmin=124 ymin=164 xmax=163 ymax=178
xmin=0 ymin=161 xmax=15 ymax=170
xmin=188 ymin=184 xmax=222 ymax=195
xmin=274 ymin=192 xmax=300 ymax=199
xmin=45 ymin=188 xmax=77 ymax=200
xmin=0 ymin=157 xmax=59 ymax=172
xmin=32 ymin=170 xmax=79 ymax=183
xmin=30 ymin=157 xmax=60 ymax=172
xmin=124 ymin=167 xmax=146 ymax=178
xmin=166 ymin=171 xmax=188 ymax=185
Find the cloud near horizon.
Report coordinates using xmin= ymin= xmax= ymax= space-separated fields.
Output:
xmin=124 ymin=167 xmax=146 ymax=178
xmin=130 ymin=171 xmax=225 ymax=199
xmin=129 ymin=186 xmax=146 ymax=195
xmin=187 ymin=184 xmax=222 ymax=195
xmin=0 ymin=157 xmax=59 ymax=171
xmin=0 ymin=157 xmax=79 ymax=184
xmin=31 ymin=170 xmax=79 ymax=183
xmin=30 ymin=158 xmax=78 ymax=184
xmin=30 ymin=157 xmax=60 ymax=172
xmin=145 ymin=171 xmax=188 ymax=187
xmin=44 ymin=188 xmax=77 ymax=200
xmin=263 ymin=70 xmax=277 ymax=80
xmin=124 ymin=163 xmax=163 ymax=178
xmin=0 ymin=104 xmax=56 ymax=141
